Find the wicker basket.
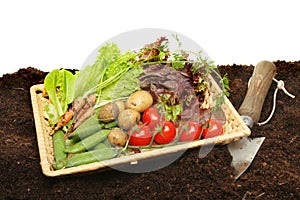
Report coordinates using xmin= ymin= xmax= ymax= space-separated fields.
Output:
xmin=30 ymin=79 xmax=250 ymax=177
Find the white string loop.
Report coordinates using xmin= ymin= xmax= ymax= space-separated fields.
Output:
xmin=257 ymin=78 xmax=295 ymax=126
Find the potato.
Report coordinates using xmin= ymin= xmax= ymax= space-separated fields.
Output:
xmin=98 ymin=102 xmax=119 ymax=123
xmin=125 ymin=90 xmax=153 ymax=112
xmin=114 ymin=100 xmax=125 ymax=113
xmin=117 ymin=109 xmax=141 ymax=130
xmin=108 ymin=128 xmax=128 ymax=147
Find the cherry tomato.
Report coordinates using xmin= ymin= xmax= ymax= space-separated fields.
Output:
xmin=154 ymin=121 xmax=176 ymax=144
xmin=128 ymin=125 xmax=152 ymax=146
xmin=201 ymin=119 xmax=223 ymax=139
xmin=142 ymin=107 xmax=164 ymax=130
xmin=178 ymin=121 xmax=202 ymax=142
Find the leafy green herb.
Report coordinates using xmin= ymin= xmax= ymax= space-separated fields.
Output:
xmin=182 ymin=50 xmax=230 ymax=110
xmin=222 ymin=74 xmax=230 ymax=97
xmin=157 ymin=93 xmax=183 ymax=122
xmin=164 ymin=104 xmax=183 ymax=122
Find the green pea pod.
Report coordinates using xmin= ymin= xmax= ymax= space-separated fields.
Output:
xmin=93 ymin=141 xmax=110 ymax=150
xmin=65 ymin=148 xmax=118 ymax=168
xmin=69 ymin=114 xmax=104 ymax=140
xmin=52 ymin=130 xmax=67 ymax=170
xmin=52 ymin=161 xmax=65 ymax=170
xmin=65 ymin=138 xmax=76 ymax=148
xmin=103 ymin=138 xmax=111 ymax=146
xmin=65 ymin=129 xmax=110 ymax=154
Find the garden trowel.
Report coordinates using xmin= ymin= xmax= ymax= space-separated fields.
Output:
xmin=228 ymin=61 xmax=276 ymax=180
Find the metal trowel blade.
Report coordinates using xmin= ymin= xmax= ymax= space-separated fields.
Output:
xmin=228 ymin=137 xmax=265 ymax=180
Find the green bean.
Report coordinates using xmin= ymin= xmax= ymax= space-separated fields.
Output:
xmin=69 ymin=114 xmax=104 ymax=140
xmin=52 ymin=130 xmax=67 ymax=170
xmin=65 ymin=148 xmax=118 ymax=168
xmin=64 ymin=130 xmax=110 ymax=154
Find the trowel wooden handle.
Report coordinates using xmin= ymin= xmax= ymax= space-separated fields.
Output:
xmin=238 ymin=61 xmax=276 ymax=126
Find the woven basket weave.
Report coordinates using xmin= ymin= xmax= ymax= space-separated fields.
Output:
xmin=30 ymin=78 xmax=250 ymax=177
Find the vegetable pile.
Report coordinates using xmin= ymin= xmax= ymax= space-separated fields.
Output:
xmin=42 ymin=36 xmax=229 ymax=170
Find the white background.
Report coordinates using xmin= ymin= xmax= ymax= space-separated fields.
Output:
xmin=0 ymin=0 xmax=299 ymax=76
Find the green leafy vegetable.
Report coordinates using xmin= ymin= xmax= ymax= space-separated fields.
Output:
xmin=74 ymin=42 xmax=121 ymax=99
xmin=43 ymin=69 xmax=76 ymax=126
xmin=157 ymin=93 xmax=183 ymax=122
xmin=43 ymin=35 xmax=230 ymax=137
xmin=74 ymin=42 xmax=143 ymax=106
xmin=99 ymin=67 xmax=143 ymax=103
xmin=103 ymin=51 xmax=137 ymax=81
xmin=43 ymin=103 xmax=58 ymax=126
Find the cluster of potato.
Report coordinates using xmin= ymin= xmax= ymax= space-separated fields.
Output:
xmin=98 ymin=90 xmax=153 ymax=147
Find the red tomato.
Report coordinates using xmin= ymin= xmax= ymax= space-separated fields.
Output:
xmin=178 ymin=121 xmax=202 ymax=142
xmin=128 ymin=125 xmax=152 ymax=146
xmin=142 ymin=107 xmax=164 ymax=130
xmin=201 ymin=119 xmax=223 ymax=139
xmin=154 ymin=121 xmax=176 ymax=144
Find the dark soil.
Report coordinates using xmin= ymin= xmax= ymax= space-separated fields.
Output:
xmin=0 ymin=61 xmax=299 ymax=199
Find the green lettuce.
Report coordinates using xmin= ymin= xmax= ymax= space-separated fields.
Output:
xmin=99 ymin=67 xmax=143 ymax=102
xmin=73 ymin=42 xmax=121 ymax=99
xmin=102 ymin=51 xmax=137 ymax=81
xmin=74 ymin=42 xmax=143 ymax=107
xmin=43 ymin=69 xmax=76 ymax=126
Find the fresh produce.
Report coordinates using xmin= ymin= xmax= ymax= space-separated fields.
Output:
xmin=125 ymin=90 xmax=153 ymax=112
xmin=93 ymin=139 xmax=110 ymax=150
xmin=117 ymin=109 xmax=141 ymax=130
xmin=54 ymin=96 xmax=85 ymax=133
xmin=73 ymin=42 xmax=122 ymax=99
xmin=178 ymin=121 xmax=202 ymax=142
xmin=43 ymin=35 xmax=229 ymax=170
xmin=114 ymin=100 xmax=125 ymax=113
xmin=70 ymin=93 xmax=97 ymax=131
xmin=142 ymin=107 xmax=163 ymax=130
xmin=65 ymin=138 xmax=76 ymax=148
xmin=51 ymin=94 xmax=97 ymax=135
xmin=98 ymin=102 xmax=120 ymax=123
xmin=128 ymin=125 xmax=152 ymax=146
xmin=67 ymin=114 xmax=103 ymax=141
xmin=64 ymin=148 xmax=119 ymax=168
xmin=107 ymin=128 xmax=128 ymax=147
xmin=154 ymin=121 xmax=176 ymax=144
xmin=99 ymin=67 xmax=143 ymax=103
xmin=64 ymin=130 xmax=109 ymax=154
xmin=139 ymin=64 xmax=194 ymax=122
xmin=43 ymin=69 xmax=76 ymax=128
xmin=52 ymin=130 xmax=67 ymax=170
xmin=201 ymin=119 xmax=224 ymax=139
xmin=51 ymin=107 xmax=75 ymax=135
xmin=104 ymin=121 xmax=118 ymax=129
